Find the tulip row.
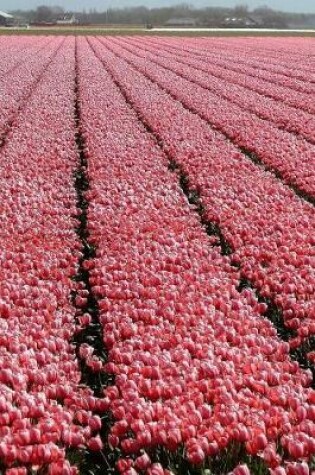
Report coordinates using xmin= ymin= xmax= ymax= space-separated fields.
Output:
xmin=0 ymin=38 xmax=105 ymax=474
xmin=153 ymin=37 xmax=315 ymax=96
xmin=124 ymin=36 xmax=315 ymax=144
xmin=76 ymin=37 xmax=315 ymax=474
xmin=88 ymin=37 xmax=315 ymax=354
xmin=158 ymin=37 xmax=315 ymax=87
xmin=0 ymin=37 xmax=50 ymax=79
xmin=101 ymin=37 xmax=315 ymax=200
xmin=193 ymin=37 xmax=315 ymax=76
xmin=0 ymin=37 xmax=64 ymax=145
xmin=144 ymin=37 xmax=315 ymax=115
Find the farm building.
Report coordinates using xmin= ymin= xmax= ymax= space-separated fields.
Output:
xmin=164 ymin=17 xmax=197 ymax=27
xmin=0 ymin=10 xmax=14 ymax=26
xmin=222 ymin=16 xmax=259 ymax=28
xmin=56 ymin=14 xmax=78 ymax=25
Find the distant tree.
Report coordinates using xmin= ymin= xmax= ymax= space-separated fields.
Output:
xmin=79 ymin=9 xmax=90 ymax=25
xmin=173 ymin=3 xmax=194 ymax=17
xmin=51 ymin=6 xmax=65 ymax=17
xmin=34 ymin=6 xmax=53 ymax=22
xmin=233 ymin=4 xmax=249 ymax=17
xmin=252 ymin=6 xmax=288 ymax=27
xmin=12 ymin=4 xmax=313 ymax=28
xmin=10 ymin=9 xmax=34 ymax=21
xmin=202 ymin=7 xmax=230 ymax=26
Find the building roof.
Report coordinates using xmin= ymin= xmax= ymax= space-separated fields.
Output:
xmin=0 ymin=10 xmax=14 ymax=19
xmin=165 ymin=17 xmax=197 ymax=26
xmin=57 ymin=14 xmax=76 ymax=21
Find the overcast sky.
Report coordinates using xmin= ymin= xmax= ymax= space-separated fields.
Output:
xmin=2 ymin=0 xmax=315 ymax=13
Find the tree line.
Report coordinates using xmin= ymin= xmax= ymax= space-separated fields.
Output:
xmin=10 ymin=3 xmax=315 ymax=28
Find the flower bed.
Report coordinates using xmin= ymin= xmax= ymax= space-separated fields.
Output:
xmin=0 ymin=37 xmax=63 ymax=143
xmin=77 ymin=37 xmax=315 ymax=475
xmin=90 ymin=36 xmax=315 ymax=352
xmin=121 ymin=36 xmax=315 ymax=144
xmin=101 ymin=38 xmax=315 ymax=197
xmin=0 ymin=38 xmax=104 ymax=474
xmin=1 ymin=35 xmax=314 ymax=474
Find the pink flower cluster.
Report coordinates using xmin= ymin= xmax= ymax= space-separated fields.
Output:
xmin=124 ymin=36 xmax=315 ymax=144
xmin=172 ymin=36 xmax=315 ymax=83
xmin=1 ymin=35 xmax=314 ymax=474
xmin=0 ymin=37 xmax=64 ymax=141
xmin=154 ymin=36 xmax=315 ymax=113
xmin=197 ymin=37 xmax=315 ymax=79
xmin=104 ymin=37 xmax=315 ymax=197
xmin=0 ymin=38 xmax=104 ymax=473
xmin=77 ymin=37 xmax=315 ymax=474
xmin=0 ymin=37 xmax=50 ymax=79
xmin=90 ymin=37 xmax=315 ymax=353
xmin=167 ymin=37 xmax=315 ymax=95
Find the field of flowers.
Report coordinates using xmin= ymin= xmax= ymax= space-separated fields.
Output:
xmin=0 ymin=35 xmax=314 ymax=475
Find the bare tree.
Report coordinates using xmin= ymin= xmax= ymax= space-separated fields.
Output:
xmin=34 ymin=6 xmax=53 ymax=22
xmin=233 ymin=4 xmax=249 ymax=17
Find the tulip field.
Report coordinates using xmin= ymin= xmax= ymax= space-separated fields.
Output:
xmin=0 ymin=35 xmax=315 ymax=475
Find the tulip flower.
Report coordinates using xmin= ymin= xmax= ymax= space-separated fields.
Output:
xmin=88 ymin=436 xmax=103 ymax=452
xmin=232 ymin=464 xmax=251 ymax=475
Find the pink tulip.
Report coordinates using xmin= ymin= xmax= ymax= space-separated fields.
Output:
xmin=88 ymin=436 xmax=103 ymax=452
xmin=147 ymin=463 xmax=165 ymax=475
xmin=233 ymin=464 xmax=251 ymax=475
xmin=116 ymin=458 xmax=134 ymax=473
xmin=187 ymin=446 xmax=205 ymax=465
xmin=134 ymin=453 xmax=151 ymax=471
